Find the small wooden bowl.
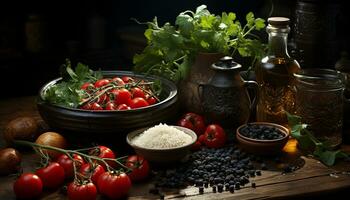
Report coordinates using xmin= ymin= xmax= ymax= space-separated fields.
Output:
xmin=236 ymin=122 xmax=289 ymax=156
xmin=126 ymin=126 xmax=197 ymax=165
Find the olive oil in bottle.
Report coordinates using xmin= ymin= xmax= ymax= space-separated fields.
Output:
xmin=255 ymin=17 xmax=301 ymax=128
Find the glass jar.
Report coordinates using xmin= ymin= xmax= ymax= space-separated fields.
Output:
xmin=294 ymin=69 xmax=345 ymax=149
xmin=255 ymin=17 xmax=301 ymax=128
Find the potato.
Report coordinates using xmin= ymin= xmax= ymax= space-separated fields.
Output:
xmin=4 ymin=117 xmax=39 ymax=145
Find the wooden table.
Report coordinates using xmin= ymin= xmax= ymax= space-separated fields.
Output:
xmin=1 ymin=96 xmax=350 ymax=200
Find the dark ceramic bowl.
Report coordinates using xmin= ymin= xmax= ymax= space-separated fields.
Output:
xmin=37 ymin=71 xmax=178 ymax=134
xmin=236 ymin=122 xmax=289 ymax=156
xmin=126 ymin=126 xmax=197 ymax=164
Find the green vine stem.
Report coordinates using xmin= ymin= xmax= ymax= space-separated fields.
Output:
xmin=14 ymin=140 xmax=131 ymax=174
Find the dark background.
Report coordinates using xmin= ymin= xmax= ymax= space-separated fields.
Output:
xmin=0 ymin=0 xmax=348 ymax=98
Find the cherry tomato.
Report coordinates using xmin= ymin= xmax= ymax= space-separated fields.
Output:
xmin=146 ymin=96 xmax=157 ymax=105
xmin=79 ymin=163 xmax=105 ymax=185
xmin=177 ymin=113 xmax=206 ymax=136
xmin=94 ymin=79 xmax=110 ymax=88
xmin=81 ymin=83 xmax=94 ymax=90
xmin=126 ymin=155 xmax=150 ymax=182
xmin=97 ymin=93 xmax=109 ymax=105
xmin=121 ymin=76 xmax=134 ymax=83
xmin=90 ymin=103 xmax=103 ymax=111
xmin=112 ymin=77 xmax=125 ymax=85
xmin=203 ymin=124 xmax=227 ymax=148
xmin=117 ymin=104 xmax=131 ymax=111
xmin=57 ymin=154 xmax=85 ymax=178
xmin=129 ymin=97 xmax=149 ymax=109
xmin=131 ymin=87 xmax=146 ymax=99
xmin=67 ymin=181 xmax=97 ymax=200
xmin=105 ymin=102 xmax=116 ymax=110
xmin=97 ymin=171 xmax=131 ymax=199
xmin=89 ymin=146 xmax=116 ymax=169
xmin=14 ymin=173 xmax=43 ymax=199
xmin=198 ymin=134 xmax=206 ymax=144
xmin=81 ymin=103 xmax=92 ymax=110
xmin=191 ymin=140 xmax=202 ymax=151
xmin=36 ymin=162 xmax=65 ymax=189
xmin=115 ymin=89 xmax=132 ymax=105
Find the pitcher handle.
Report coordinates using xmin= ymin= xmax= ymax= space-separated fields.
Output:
xmin=244 ymin=81 xmax=259 ymax=112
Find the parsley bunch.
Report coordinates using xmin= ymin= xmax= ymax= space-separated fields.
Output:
xmin=287 ymin=112 xmax=349 ymax=166
xmin=133 ymin=5 xmax=267 ymax=81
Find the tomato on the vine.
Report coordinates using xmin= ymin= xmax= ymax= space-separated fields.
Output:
xmin=126 ymin=155 xmax=150 ymax=182
xmin=79 ymin=163 xmax=105 ymax=185
xmin=90 ymin=103 xmax=103 ymax=111
xmin=89 ymin=146 xmax=116 ymax=169
xmin=97 ymin=171 xmax=131 ymax=199
xmin=14 ymin=173 xmax=43 ymax=199
xmin=81 ymin=103 xmax=92 ymax=110
xmin=131 ymin=87 xmax=146 ymax=99
xmin=121 ymin=76 xmax=133 ymax=83
xmin=57 ymin=154 xmax=85 ymax=178
xmin=129 ymin=97 xmax=149 ymax=109
xmin=112 ymin=77 xmax=125 ymax=85
xmin=67 ymin=181 xmax=97 ymax=200
xmin=35 ymin=162 xmax=65 ymax=189
xmin=115 ymin=89 xmax=132 ymax=105
xmin=94 ymin=79 xmax=110 ymax=88
xmin=105 ymin=102 xmax=116 ymax=110
xmin=146 ymin=96 xmax=157 ymax=105
xmin=81 ymin=83 xmax=94 ymax=90
xmin=117 ymin=104 xmax=131 ymax=110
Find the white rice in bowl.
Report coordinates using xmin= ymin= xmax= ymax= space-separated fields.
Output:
xmin=132 ymin=123 xmax=193 ymax=149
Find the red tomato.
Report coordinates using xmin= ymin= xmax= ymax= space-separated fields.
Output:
xmin=112 ymin=77 xmax=125 ymax=85
xmin=129 ymin=97 xmax=149 ymax=109
xmin=81 ymin=103 xmax=92 ymax=110
xmin=97 ymin=93 xmax=109 ymax=105
xmin=79 ymin=163 xmax=105 ymax=185
xmin=131 ymin=87 xmax=146 ymax=99
xmin=94 ymin=79 xmax=110 ymax=88
xmin=191 ymin=140 xmax=202 ymax=151
xmin=126 ymin=155 xmax=150 ymax=182
xmin=203 ymin=124 xmax=227 ymax=148
xmin=35 ymin=162 xmax=65 ymax=189
xmin=105 ymin=102 xmax=116 ymax=110
xmin=67 ymin=181 xmax=97 ymax=200
xmin=90 ymin=103 xmax=103 ymax=111
xmin=97 ymin=171 xmax=131 ymax=199
xmin=13 ymin=173 xmax=43 ymax=199
xmin=121 ymin=76 xmax=134 ymax=83
xmin=56 ymin=154 xmax=85 ymax=178
xmin=198 ymin=134 xmax=206 ymax=144
xmin=89 ymin=146 xmax=116 ymax=169
xmin=117 ymin=104 xmax=131 ymax=110
xmin=115 ymin=89 xmax=132 ymax=105
xmin=146 ymin=96 xmax=157 ymax=105
xmin=81 ymin=82 xmax=94 ymax=90
xmin=177 ymin=113 xmax=206 ymax=136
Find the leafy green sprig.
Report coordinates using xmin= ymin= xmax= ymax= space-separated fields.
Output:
xmin=133 ymin=5 xmax=267 ymax=82
xmin=44 ymin=59 xmax=102 ymax=108
xmin=287 ymin=112 xmax=349 ymax=166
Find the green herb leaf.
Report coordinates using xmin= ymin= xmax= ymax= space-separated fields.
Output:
xmin=246 ymin=12 xmax=255 ymax=28
xmin=255 ymin=18 xmax=266 ymax=30
xmin=287 ymin=112 xmax=349 ymax=166
xmin=176 ymin=13 xmax=194 ymax=36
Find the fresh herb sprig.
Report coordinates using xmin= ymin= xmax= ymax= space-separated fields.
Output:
xmin=133 ymin=5 xmax=267 ymax=81
xmin=43 ymin=59 xmax=102 ymax=108
xmin=287 ymin=112 xmax=349 ymax=166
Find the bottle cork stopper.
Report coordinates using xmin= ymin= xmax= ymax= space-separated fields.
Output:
xmin=268 ymin=17 xmax=290 ymax=27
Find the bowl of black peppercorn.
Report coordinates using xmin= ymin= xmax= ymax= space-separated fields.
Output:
xmin=236 ymin=122 xmax=289 ymax=156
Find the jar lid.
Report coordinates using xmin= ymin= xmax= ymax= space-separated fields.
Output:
xmin=268 ymin=17 xmax=290 ymax=27
xmin=212 ymin=56 xmax=241 ymax=71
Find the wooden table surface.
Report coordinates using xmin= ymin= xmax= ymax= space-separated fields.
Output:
xmin=1 ymin=96 xmax=350 ymax=200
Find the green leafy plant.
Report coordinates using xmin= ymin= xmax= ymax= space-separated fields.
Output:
xmin=43 ymin=59 xmax=102 ymax=108
xmin=133 ymin=5 xmax=267 ymax=81
xmin=287 ymin=112 xmax=348 ymax=166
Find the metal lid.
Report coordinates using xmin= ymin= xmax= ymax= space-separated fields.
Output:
xmin=267 ymin=17 xmax=290 ymax=27
xmin=212 ymin=56 xmax=241 ymax=71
